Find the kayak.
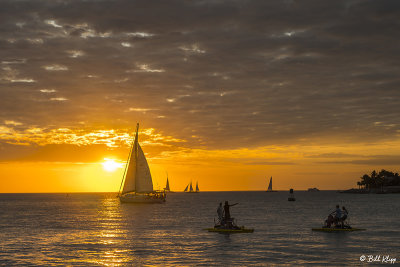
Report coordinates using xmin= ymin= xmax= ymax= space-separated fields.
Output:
xmin=312 ymin=227 xmax=366 ymax=232
xmin=204 ymin=227 xmax=254 ymax=233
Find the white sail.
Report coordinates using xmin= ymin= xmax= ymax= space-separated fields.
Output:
xmin=135 ymin=144 xmax=154 ymax=192
xmin=121 ymin=124 xmax=154 ymax=194
xmin=121 ymin=138 xmax=137 ymax=194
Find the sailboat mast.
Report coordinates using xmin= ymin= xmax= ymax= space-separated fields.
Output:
xmin=133 ymin=123 xmax=139 ymax=190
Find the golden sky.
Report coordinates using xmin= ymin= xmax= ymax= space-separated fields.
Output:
xmin=1 ymin=125 xmax=400 ymax=192
xmin=1 ymin=1 xmax=400 ymax=192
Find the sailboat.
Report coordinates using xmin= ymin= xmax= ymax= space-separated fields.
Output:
xmin=189 ymin=181 xmax=194 ymax=192
xmin=165 ymin=176 xmax=170 ymax=192
xmin=164 ymin=173 xmax=174 ymax=193
xmin=266 ymin=176 xmax=277 ymax=192
xmin=118 ymin=123 xmax=166 ymax=203
xmin=185 ymin=181 xmax=199 ymax=193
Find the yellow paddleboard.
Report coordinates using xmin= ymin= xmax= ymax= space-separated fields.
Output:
xmin=204 ymin=228 xmax=254 ymax=233
xmin=312 ymin=227 xmax=366 ymax=232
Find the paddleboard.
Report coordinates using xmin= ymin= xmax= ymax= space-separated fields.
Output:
xmin=312 ymin=227 xmax=365 ymax=232
xmin=204 ymin=228 xmax=254 ymax=233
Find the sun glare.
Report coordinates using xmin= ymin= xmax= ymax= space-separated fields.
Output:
xmin=102 ymin=158 xmax=123 ymax=172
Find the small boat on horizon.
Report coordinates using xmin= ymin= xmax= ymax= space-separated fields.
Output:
xmin=308 ymin=188 xmax=320 ymax=192
xmin=288 ymin=188 xmax=296 ymax=201
xmin=164 ymin=173 xmax=174 ymax=193
xmin=184 ymin=181 xmax=199 ymax=193
xmin=266 ymin=176 xmax=277 ymax=192
xmin=117 ymin=123 xmax=166 ymax=203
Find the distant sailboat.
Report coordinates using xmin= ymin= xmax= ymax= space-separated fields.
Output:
xmin=118 ymin=123 xmax=166 ymax=203
xmin=164 ymin=174 xmax=175 ymax=193
xmin=266 ymin=176 xmax=277 ymax=192
xmin=189 ymin=181 xmax=194 ymax=192
xmin=185 ymin=181 xmax=199 ymax=193
xmin=307 ymin=188 xmax=320 ymax=192
xmin=165 ymin=173 xmax=171 ymax=192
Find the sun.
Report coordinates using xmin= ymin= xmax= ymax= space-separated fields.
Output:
xmin=102 ymin=158 xmax=123 ymax=172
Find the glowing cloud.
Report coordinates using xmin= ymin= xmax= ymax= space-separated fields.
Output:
xmin=124 ymin=32 xmax=154 ymax=38
xmin=67 ymin=50 xmax=85 ymax=58
xmin=121 ymin=42 xmax=132 ymax=47
xmin=43 ymin=64 xmax=68 ymax=71
xmin=4 ymin=120 xmax=23 ymax=126
xmin=50 ymin=97 xmax=68 ymax=101
xmin=40 ymin=89 xmax=57 ymax=93
xmin=179 ymin=44 xmax=206 ymax=54
xmin=45 ymin=20 xmax=63 ymax=28
xmin=128 ymin=64 xmax=165 ymax=73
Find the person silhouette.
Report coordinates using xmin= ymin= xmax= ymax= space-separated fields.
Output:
xmin=341 ymin=206 xmax=348 ymax=227
xmin=223 ymin=201 xmax=238 ymax=221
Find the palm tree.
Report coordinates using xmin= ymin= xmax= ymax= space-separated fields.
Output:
xmin=357 ymin=181 xmax=362 ymax=189
xmin=370 ymin=170 xmax=377 ymax=189
xmin=361 ymin=174 xmax=370 ymax=190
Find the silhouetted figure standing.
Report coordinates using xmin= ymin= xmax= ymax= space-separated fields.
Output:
xmin=224 ymin=201 xmax=238 ymax=221
xmin=341 ymin=206 xmax=348 ymax=227
xmin=329 ymin=204 xmax=342 ymax=227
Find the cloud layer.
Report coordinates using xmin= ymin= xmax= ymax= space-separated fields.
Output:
xmin=1 ymin=0 xmax=400 ymax=159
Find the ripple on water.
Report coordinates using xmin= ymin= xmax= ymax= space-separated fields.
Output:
xmin=0 ymin=192 xmax=399 ymax=265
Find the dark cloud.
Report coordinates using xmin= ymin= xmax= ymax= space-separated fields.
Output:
xmin=1 ymin=0 xmax=400 ymax=152
xmin=305 ymin=153 xmax=367 ymax=159
xmin=319 ymin=155 xmax=400 ymax=165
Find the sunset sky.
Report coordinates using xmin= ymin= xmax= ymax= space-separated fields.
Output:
xmin=1 ymin=0 xmax=399 ymax=192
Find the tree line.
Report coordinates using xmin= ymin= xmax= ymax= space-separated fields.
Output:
xmin=357 ymin=169 xmax=400 ymax=189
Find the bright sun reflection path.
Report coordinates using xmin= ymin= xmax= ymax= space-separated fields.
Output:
xmin=102 ymin=158 xmax=123 ymax=172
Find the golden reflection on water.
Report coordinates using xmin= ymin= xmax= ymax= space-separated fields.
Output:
xmin=93 ymin=197 xmax=131 ymax=266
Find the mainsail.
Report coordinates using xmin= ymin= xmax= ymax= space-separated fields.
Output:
xmin=121 ymin=124 xmax=154 ymax=194
xmin=165 ymin=177 xmax=170 ymax=191
xmin=267 ymin=177 xmax=273 ymax=191
xmin=184 ymin=184 xmax=189 ymax=192
xmin=195 ymin=181 xmax=199 ymax=192
xmin=189 ymin=181 xmax=193 ymax=192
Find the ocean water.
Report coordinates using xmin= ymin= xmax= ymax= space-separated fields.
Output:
xmin=0 ymin=191 xmax=399 ymax=266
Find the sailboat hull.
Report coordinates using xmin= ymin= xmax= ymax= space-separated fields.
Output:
xmin=119 ymin=192 xmax=165 ymax=203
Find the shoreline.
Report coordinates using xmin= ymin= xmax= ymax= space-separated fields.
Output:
xmin=339 ymin=186 xmax=400 ymax=194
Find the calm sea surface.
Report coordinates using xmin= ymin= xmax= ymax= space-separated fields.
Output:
xmin=0 ymin=191 xmax=399 ymax=266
